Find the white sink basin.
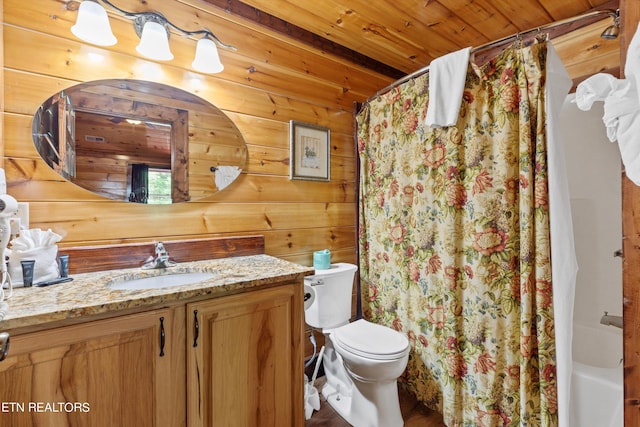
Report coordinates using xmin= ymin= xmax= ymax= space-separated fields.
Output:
xmin=108 ymin=272 xmax=217 ymax=291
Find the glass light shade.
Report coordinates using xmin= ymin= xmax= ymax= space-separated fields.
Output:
xmin=136 ymin=21 xmax=174 ymax=61
xmin=192 ymin=38 xmax=224 ymax=73
xmin=70 ymin=1 xmax=117 ymax=46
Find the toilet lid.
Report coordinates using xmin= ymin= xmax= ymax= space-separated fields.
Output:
xmin=332 ymin=319 xmax=409 ymax=360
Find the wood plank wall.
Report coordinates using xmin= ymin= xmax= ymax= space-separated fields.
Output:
xmin=620 ymin=0 xmax=640 ymax=425
xmin=1 ymin=0 xmax=393 ymax=357
xmin=2 ymin=0 xmax=393 ymax=260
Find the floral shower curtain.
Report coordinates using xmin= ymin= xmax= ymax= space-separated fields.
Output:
xmin=357 ymin=42 xmax=557 ymax=426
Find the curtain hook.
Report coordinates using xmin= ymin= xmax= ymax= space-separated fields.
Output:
xmin=514 ymin=32 xmax=523 ymax=48
xmin=535 ymin=28 xmax=548 ymax=43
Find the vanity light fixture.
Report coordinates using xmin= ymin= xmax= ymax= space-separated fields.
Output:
xmin=70 ymin=0 xmax=237 ymax=73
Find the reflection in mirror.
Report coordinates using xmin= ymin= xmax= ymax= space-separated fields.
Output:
xmin=32 ymin=79 xmax=247 ymax=204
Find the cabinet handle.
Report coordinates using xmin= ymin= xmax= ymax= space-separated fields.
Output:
xmin=159 ymin=317 xmax=166 ymax=357
xmin=193 ymin=309 xmax=199 ymax=347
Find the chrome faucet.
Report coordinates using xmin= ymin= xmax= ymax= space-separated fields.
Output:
xmin=142 ymin=242 xmax=176 ymax=269
xmin=600 ymin=311 xmax=623 ymax=329
xmin=0 ymin=332 xmax=9 ymax=362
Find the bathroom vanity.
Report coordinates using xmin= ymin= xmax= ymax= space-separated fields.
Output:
xmin=0 ymin=252 xmax=312 ymax=427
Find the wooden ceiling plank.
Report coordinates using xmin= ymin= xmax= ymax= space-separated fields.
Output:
xmin=392 ymin=1 xmax=491 ymax=48
xmin=472 ymin=1 xmax=619 ymax=65
xmin=327 ymin=3 xmax=470 ymax=67
xmin=477 ymin=0 xmax=554 ymax=31
xmin=236 ymin=0 xmax=468 ymax=72
xmin=538 ymin=0 xmax=592 ymax=19
xmin=433 ymin=0 xmax=519 ymax=42
xmin=539 ymin=0 xmax=616 ymax=19
xmin=589 ymin=0 xmax=616 ymax=7
xmin=198 ymin=0 xmax=620 ymax=94
xmin=201 ymin=0 xmax=406 ymax=77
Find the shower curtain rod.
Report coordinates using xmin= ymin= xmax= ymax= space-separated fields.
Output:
xmin=362 ymin=8 xmax=619 ymax=106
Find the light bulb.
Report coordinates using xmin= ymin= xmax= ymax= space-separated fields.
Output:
xmin=136 ymin=21 xmax=173 ymax=61
xmin=71 ymin=0 xmax=117 ymax=46
xmin=192 ymin=38 xmax=224 ymax=73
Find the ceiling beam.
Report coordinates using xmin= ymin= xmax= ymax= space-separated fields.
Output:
xmin=201 ymin=0 xmax=406 ymax=79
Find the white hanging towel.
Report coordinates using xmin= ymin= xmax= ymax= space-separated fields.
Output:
xmin=575 ymin=21 xmax=640 ymax=186
xmin=425 ymin=47 xmax=471 ymax=127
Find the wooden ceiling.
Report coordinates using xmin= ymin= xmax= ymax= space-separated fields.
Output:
xmin=205 ymin=0 xmax=621 ymax=86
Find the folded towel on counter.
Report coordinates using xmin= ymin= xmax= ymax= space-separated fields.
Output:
xmin=575 ymin=22 xmax=640 ymax=186
xmin=425 ymin=47 xmax=471 ymax=128
xmin=8 ymin=228 xmax=62 ymax=286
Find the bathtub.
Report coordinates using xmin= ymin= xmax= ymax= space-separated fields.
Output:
xmin=570 ymin=322 xmax=623 ymax=427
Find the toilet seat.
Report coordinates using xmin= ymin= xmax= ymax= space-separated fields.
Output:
xmin=332 ymin=319 xmax=409 ymax=361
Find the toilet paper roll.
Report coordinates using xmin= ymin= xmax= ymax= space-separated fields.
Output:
xmin=313 ymin=249 xmax=331 ymax=270
xmin=304 ymin=284 xmax=315 ymax=310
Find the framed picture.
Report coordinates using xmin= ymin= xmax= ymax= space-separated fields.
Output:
xmin=289 ymin=121 xmax=331 ymax=181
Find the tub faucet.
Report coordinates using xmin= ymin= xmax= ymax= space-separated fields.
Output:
xmin=600 ymin=311 xmax=623 ymax=329
xmin=142 ymin=242 xmax=176 ymax=269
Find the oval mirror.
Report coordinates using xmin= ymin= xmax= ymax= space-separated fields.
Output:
xmin=31 ymin=79 xmax=247 ymax=204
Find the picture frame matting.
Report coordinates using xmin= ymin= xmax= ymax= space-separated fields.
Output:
xmin=289 ymin=120 xmax=330 ymax=181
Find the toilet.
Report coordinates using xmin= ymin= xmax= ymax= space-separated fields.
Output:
xmin=304 ymin=263 xmax=410 ymax=427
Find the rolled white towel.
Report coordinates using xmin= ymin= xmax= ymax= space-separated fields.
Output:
xmin=576 ymin=73 xmax=640 ymax=185
xmin=8 ymin=228 xmax=62 ymax=286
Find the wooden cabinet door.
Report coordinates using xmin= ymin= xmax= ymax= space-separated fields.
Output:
xmin=187 ymin=284 xmax=304 ymax=427
xmin=0 ymin=307 xmax=185 ymax=427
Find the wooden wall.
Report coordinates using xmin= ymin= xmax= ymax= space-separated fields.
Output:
xmin=0 ymin=0 xmax=392 ymax=359
xmin=1 ymin=0 xmax=392 ymax=265
xmin=620 ymin=1 xmax=640 ymax=425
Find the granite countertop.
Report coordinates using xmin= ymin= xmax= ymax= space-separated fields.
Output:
xmin=0 ymin=254 xmax=314 ymax=331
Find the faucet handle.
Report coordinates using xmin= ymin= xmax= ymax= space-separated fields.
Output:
xmin=155 ymin=242 xmax=170 ymax=258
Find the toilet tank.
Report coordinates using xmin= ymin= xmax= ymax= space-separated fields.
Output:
xmin=304 ymin=263 xmax=358 ymax=329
